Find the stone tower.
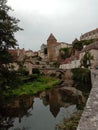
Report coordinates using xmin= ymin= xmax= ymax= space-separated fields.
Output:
xmin=47 ymin=33 xmax=57 ymax=62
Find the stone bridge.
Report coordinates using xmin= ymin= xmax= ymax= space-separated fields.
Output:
xmin=77 ymin=69 xmax=98 ymax=130
xmin=39 ymin=68 xmax=66 ymax=77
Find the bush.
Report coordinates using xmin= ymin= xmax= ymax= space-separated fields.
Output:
xmin=29 ymin=74 xmax=39 ymax=81
xmin=18 ymin=68 xmax=29 ymax=76
xmin=71 ymin=68 xmax=91 ymax=92
xmin=0 ymin=67 xmax=22 ymax=89
xmin=32 ymin=68 xmax=40 ymax=75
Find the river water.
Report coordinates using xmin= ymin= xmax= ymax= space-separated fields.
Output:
xmin=0 ymin=88 xmax=83 ymax=130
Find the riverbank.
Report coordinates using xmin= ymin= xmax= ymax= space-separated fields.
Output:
xmin=2 ymin=76 xmax=60 ymax=97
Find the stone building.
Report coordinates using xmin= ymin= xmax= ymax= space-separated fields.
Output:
xmin=80 ymin=41 xmax=98 ymax=68
xmin=47 ymin=33 xmax=58 ymax=62
xmin=80 ymin=28 xmax=98 ymax=41
xmin=47 ymin=33 xmax=71 ymax=62
xmin=60 ymin=41 xmax=98 ymax=69
xmin=38 ymin=43 xmax=47 ymax=59
xmin=8 ymin=48 xmax=25 ymax=70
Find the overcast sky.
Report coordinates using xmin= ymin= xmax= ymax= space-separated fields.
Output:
xmin=7 ymin=0 xmax=98 ymax=51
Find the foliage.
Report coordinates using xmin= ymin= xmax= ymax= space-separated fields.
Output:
xmin=0 ymin=50 xmax=14 ymax=65
xmin=73 ymin=41 xmax=83 ymax=51
xmin=18 ymin=68 xmax=29 ymax=76
xmin=0 ymin=0 xmax=22 ymax=62
xmin=59 ymin=47 xmax=71 ymax=59
xmin=44 ymin=48 xmax=47 ymax=55
xmin=2 ymin=76 xmax=60 ymax=97
xmin=82 ymin=39 xmax=94 ymax=45
xmin=52 ymin=61 xmax=60 ymax=68
xmin=80 ymin=52 xmax=94 ymax=68
xmin=0 ymin=0 xmax=22 ymax=89
xmin=17 ymin=62 xmax=29 ymax=76
xmin=71 ymin=68 xmax=91 ymax=92
xmin=29 ymin=74 xmax=39 ymax=81
xmin=72 ymin=39 xmax=93 ymax=51
xmin=32 ymin=68 xmax=40 ymax=75
xmin=0 ymin=67 xmax=22 ymax=89
xmin=56 ymin=111 xmax=82 ymax=130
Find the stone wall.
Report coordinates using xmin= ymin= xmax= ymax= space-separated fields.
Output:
xmin=77 ymin=69 xmax=98 ymax=130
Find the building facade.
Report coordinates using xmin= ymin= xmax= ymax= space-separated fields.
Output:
xmin=47 ymin=33 xmax=71 ymax=62
xmin=47 ymin=33 xmax=59 ymax=62
xmin=60 ymin=41 xmax=98 ymax=69
xmin=80 ymin=28 xmax=98 ymax=41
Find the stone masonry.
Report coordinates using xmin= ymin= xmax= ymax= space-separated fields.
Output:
xmin=77 ymin=69 xmax=98 ymax=130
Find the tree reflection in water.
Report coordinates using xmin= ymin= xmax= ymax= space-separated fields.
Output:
xmin=0 ymin=88 xmax=85 ymax=130
xmin=14 ymin=127 xmax=29 ymax=130
xmin=0 ymin=96 xmax=34 ymax=130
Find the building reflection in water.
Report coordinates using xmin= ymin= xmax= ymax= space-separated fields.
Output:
xmin=40 ymin=89 xmax=64 ymax=118
xmin=0 ymin=88 xmax=84 ymax=130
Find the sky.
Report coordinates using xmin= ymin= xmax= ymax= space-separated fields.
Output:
xmin=7 ymin=0 xmax=98 ymax=51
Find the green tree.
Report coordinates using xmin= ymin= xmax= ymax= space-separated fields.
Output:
xmin=72 ymin=39 xmax=93 ymax=51
xmin=73 ymin=41 xmax=83 ymax=51
xmin=0 ymin=0 xmax=22 ymax=89
xmin=59 ymin=47 xmax=71 ymax=59
xmin=80 ymin=52 xmax=94 ymax=68
xmin=0 ymin=0 xmax=22 ymax=67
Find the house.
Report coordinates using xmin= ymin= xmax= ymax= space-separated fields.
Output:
xmin=80 ymin=28 xmax=98 ymax=41
xmin=38 ymin=44 xmax=47 ymax=59
xmin=8 ymin=48 xmax=25 ymax=70
xmin=80 ymin=41 xmax=98 ymax=68
xmin=59 ymin=54 xmax=80 ymax=69
xmin=9 ymin=48 xmax=37 ymax=74
xmin=60 ymin=41 xmax=98 ymax=69
xmin=47 ymin=33 xmax=71 ymax=62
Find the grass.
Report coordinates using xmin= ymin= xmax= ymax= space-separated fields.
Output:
xmin=56 ymin=111 xmax=83 ymax=130
xmin=3 ymin=76 xmax=60 ymax=97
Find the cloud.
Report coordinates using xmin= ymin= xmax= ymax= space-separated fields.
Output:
xmin=7 ymin=0 xmax=98 ymax=51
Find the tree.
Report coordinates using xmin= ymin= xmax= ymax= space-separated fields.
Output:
xmin=72 ymin=39 xmax=93 ymax=52
xmin=59 ymin=47 xmax=71 ymax=59
xmin=0 ymin=0 xmax=22 ymax=89
xmin=0 ymin=0 xmax=22 ymax=67
xmin=73 ymin=41 xmax=83 ymax=51
xmin=80 ymin=52 xmax=94 ymax=68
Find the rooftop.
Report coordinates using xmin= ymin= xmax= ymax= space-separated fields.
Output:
xmin=47 ymin=33 xmax=57 ymax=41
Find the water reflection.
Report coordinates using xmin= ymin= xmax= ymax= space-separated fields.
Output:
xmin=0 ymin=88 xmax=84 ymax=130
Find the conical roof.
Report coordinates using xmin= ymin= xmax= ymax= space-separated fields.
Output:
xmin=47 ymin=33 xmax=57 ymax=41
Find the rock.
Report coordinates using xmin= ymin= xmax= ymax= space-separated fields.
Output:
xmin=63 ymin=79 xmax=74 ymax=87
xmin=59 ymin=87 xmax=85 ymax=103
xmin=64 ymin=70 xmax=73 ymax=79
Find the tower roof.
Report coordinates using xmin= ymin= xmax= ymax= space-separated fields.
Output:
xmin=47 ymin=33 xmax=57 ymax=41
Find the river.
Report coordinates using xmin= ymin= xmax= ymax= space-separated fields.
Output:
xmin=0 ymin=87 xmax=84 ymax=130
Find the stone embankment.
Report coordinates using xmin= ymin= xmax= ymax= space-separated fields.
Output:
xmin=77 ymin=69 xmax=98 ymax=130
